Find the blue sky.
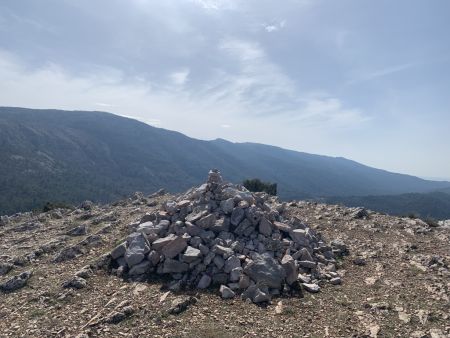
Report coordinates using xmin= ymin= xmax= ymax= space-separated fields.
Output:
xmin=0 ymin=0 xmax=449 ymax=179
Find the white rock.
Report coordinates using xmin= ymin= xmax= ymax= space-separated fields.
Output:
xmin=302 ymin=283 xmax=320 ymax=293
xmin=220 ymin=285 xmax=235 ymax=299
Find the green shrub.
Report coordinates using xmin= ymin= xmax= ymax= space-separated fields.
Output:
xmin=243 ymin=178 xmax=277 ymax=196
xmin=42 ymin=201 xmax=74 ymax=212
xmin=423 ymin=217 xmax=439 ymax=227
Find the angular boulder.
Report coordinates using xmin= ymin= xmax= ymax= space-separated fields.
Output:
xmin=125 ymin=233 xmax=151 ymax=267
xmin=182 ymin=246 xmax=202 ymax=263
xmin=281 ymin=254 xmax=298 ymax=285
xmin=243 ymin=253 xmax=286 ymax=289
xmin=161 ymin=236 xmax=188 ymax=259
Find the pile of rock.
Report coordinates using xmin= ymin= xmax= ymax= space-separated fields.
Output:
xmin=108 ymin=170 xmax=342 ymax=303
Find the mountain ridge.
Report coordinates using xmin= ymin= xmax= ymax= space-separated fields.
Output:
xmin=1 ymin=106 xmax=449 ymax=215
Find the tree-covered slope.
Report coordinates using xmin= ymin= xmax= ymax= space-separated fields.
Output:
xmin=1 ymin=106 xmax=449 ymax=215
xmin=325 ymin=192 xmax=450 ymax=220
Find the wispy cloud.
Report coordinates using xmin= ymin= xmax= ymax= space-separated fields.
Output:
xmin=212 ymin=38 xmax=367 ymax=126
xmin=170 ymin=68 xmax=190 ymax=86
xmin=365 ymin=63 xmax=416 ymax=79
xmin=95 ymin=102 xmax=114 ymax=107
xmin=264 ymin=20 xmax=286 ymax=33
xmin=0 ymin=42 xmax=366 ymax=146
xmin=191 ymin=0 xmax=236 ymax=10
xmin=347 ymin=62 xmax=418 ymax=85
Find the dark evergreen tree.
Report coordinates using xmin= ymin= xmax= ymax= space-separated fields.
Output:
xmin=243 ymin=178 xmax=277 ymax=196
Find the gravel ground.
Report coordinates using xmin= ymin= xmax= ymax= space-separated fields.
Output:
xmin=0 ymin=193 xmax=449 ymax=338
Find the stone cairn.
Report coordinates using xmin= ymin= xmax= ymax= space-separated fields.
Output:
xmin=108 ymin=170 xmax=342 ymax=303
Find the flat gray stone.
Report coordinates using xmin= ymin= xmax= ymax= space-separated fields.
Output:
xmin=253 ymin=288 xmax=271 ymax=303
xmin=161 ymin=236 xmax=188 ymax=259
xmin=67 ymin=224 xmax=87 ymax=236
xmin=302 ymin=283 xmax=320 ymax=293
xmin=197 ymin=274 xmax=212 ymax=289
xmin=213 ymin=255 xmax=225 ymax=269
xmin=195 ymin=214 xmax=216 ymax=229
xmin=238 ymin=274 xmax=250 ymax=289
xmin=212 ymin=245 xmax=234 ymax=258
xmin=230 ymin=207 xmax=245 ymax=226
xmin=182 ymin=246 xmax=202 ymax=263
xmin=234 ymin=219 xmax=253 ymax=236
xmin=298 ymin=260 xmax=316 ymax=269
xmin=62 ymin=276 xmax=87 ymax=289
xmin=152 ymin=234 xmax=177 ymax=252
xmin=258 ymin=217 xmax=273 ymax=237
xmin=198 ymin=244 xmax=209 ymax=255
xmin=290 ymin=229 xmax=310 ymax=246
xmin=211 ymin=218 xmax=230 ymax=233
xmin=111 ymin=242 xmax=127 ymax=260
xmin=330 ymin=277 xmax=342 ymax=285
xmin=224 ymin=255 xmax=241 ymax=273
xmin=220 ymin=198 xmax=235 ymax=214
xmin=162 ymin=258 xmax=188 ymax=273
xmin=129 ymin=260 xmax=151 ymax=276
xmin=125 ymin=233 xmax=150 ymax=267
xmin=243 ymin=253 xmax=286 ymax=289
xmin=185 ymin=222 xmax=202 ymax=236
xmin=219 ymin=285 xmax=235 ymax=299
xmin=148 ymin=250 xmax=160 ymax=266
xmin=230 ymin=267 xmax=243 ymax=282
xmin=281 ymin=254 xmax=298 ymax=285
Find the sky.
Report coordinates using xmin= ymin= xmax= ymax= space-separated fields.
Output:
xmin=0 ymin=0 xmax=449 ymax=180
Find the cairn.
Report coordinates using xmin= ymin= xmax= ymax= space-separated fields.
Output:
xmin=108 ymin=170 xmax=341 ymax=303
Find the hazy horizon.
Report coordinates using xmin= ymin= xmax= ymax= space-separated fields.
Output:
xmin=1 ymin=0 xmax=449 ymax=178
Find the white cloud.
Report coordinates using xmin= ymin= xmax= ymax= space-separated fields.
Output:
xmin=215 ymin=38 xmax=366 ymax=126
xmin=264 ymin=20 xmax=286 ymax=32
xmin=95 ymin=102 xmax=114 ymax=107
xmin=170 ymin=68 xmax=190 ymax=86
xmin=191 ymin=0 xmax=237 ymax=10
xmin=0 ymin=46 xmax=366 ymax=152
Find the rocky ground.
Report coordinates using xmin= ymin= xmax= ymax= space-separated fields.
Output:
xmin=0 ymin=180 xmax=449 ymax=337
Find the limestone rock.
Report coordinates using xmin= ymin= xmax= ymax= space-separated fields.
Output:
xmin=230 ymin=207 xmax=245 ymax=226
xmin=182 ymin=246 xmax=202 ymax=263
xmin=111 ymin=242 xmax=127 ymax=260
xmin=258 ymin=217 xmax=273 ymax=237
xmin=0 ymin=271 xmax=32 ymax=292
xmin=163 ymin=258 xmax=188 ymax=273
xmin=220 ymin=198 xmax=235 ymax=214
xmin=63 ymin=276 xmax=87 ymax=289
xmin=281 ymin=254 xmax=298 ymax=285
xmin=302 ymin=283 xmax=320 ymax=293
xmin=125 ymin=233 xmax=150 ymax=267
xmin=129 ymin=260 xmax=151 ymax=276
xmin=197 ymin=274 xmax=212 ymax=289
xmin=220 ymin=284 xmax=235 ymax=299
xmin=106 ymin=169 xmax=340 ymax=304
xmin=161 ymin=236 xmax=188 ymax=259
xmin=195 ymin=214 xmax=216 ymax=229
xmin=244 ymin=253 xmax=286 ymax=289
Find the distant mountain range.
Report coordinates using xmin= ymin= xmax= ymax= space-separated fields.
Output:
xmin=325 ymin=191 xmax=450 ymax=220
xmin=1 ymin=106 xmax=449 ymax=217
